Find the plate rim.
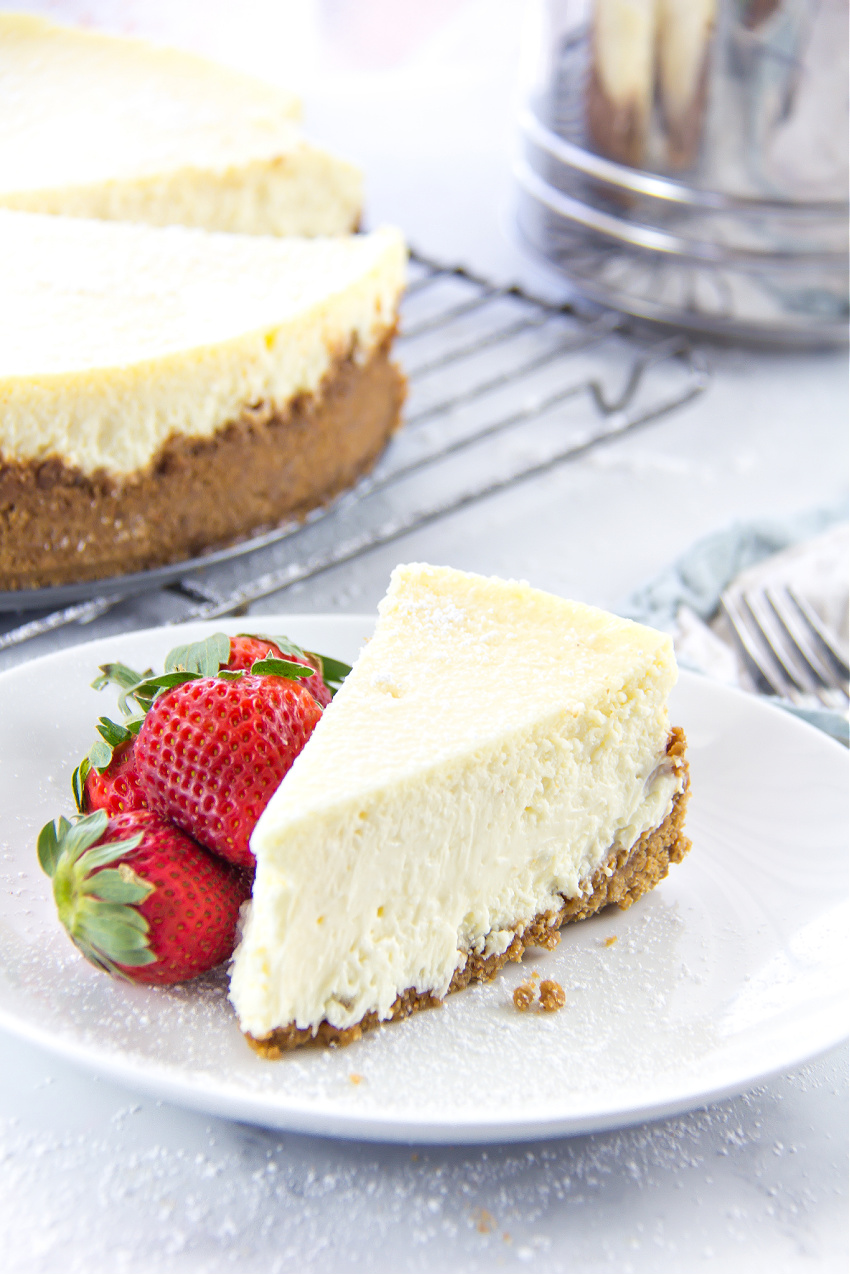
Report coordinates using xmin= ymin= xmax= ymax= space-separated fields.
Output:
xmin=0 ymin=1000 xmax=844 ymax=1145
xmin=0 ymin=614 xmax=847 ymax=1144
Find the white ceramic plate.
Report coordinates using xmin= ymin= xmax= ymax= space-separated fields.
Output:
xmin=0 ymin=617 xmax=846 ymax=1144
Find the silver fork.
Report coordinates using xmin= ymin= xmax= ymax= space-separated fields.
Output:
xmin=721 ymin=584 xmax=850 ymax=711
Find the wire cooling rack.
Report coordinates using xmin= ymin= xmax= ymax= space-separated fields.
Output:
xmin=0 ymin=253 xmax=709 ymax=655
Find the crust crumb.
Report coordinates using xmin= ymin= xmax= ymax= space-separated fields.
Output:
xmin=349 ymin=1073 xmax=364 ymax=1085
xmin=604 ymin=935 xmax=618 ymax=948
xmin=513 ymin=982 xmax=535 ymax=1012
xmin=539 ymin=979 xmax=566 ymax=1012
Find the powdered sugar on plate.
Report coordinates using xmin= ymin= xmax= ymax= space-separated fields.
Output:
xmin=0 ymin=617 xmax=846 ymax=1142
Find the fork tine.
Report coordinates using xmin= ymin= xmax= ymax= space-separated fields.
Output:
xmin=720 ymin=591 xmax=795 ymax=699
xmin=742 ymin=590 xmax=824 ymax=696
xmin=765 ymin=587 xmax=849 ymax=697
xmin=743 ymin=588 xmax=849 ymax=711
xmin=744 ymin=590 xmax=824 ymax=695
xmin=786 ymin=587 xmax=850 ymax=682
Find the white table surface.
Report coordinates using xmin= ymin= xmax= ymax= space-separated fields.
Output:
xmin=0 ymin=2 xmax=847 ymax=1271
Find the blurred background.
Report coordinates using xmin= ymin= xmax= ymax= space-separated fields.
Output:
xmin=7 ymin=0 xmax=553 ymax=295
xmin=13 ymin=0 xmax=846 ymax=341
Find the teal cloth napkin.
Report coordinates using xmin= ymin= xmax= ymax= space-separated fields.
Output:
xmin=621 ymin=503 xmax=849 ymax=745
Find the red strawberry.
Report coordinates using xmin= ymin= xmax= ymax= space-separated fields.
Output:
xmin=224 ymin=635 xmax=332 ymax=708
xmin=134 ymin=674 xmax=322 ymax=869
xmin=80 ymin=738 xmax=149 ymax=817
xmin=37 ymin=809 xmax=250 ymax=986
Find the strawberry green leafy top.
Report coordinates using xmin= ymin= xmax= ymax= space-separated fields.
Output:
xmin=38 ymin=810 xmax=154 ymax=976
xmin=72 ymin=631 xmax=351 ymax=811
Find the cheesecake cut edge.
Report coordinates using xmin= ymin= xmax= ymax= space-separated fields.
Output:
xmin=246 ymin=728 xmax=691 ymax=1058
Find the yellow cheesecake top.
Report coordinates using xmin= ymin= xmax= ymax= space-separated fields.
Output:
xmin=0 ymin=13 xmax=361 ymax=236
xmin=0 ymin=211 xmax=405 ymax=476
xmin=270 ymin=563 xmax=677 ymax=809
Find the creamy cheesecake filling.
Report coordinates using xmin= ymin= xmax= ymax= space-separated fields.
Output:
xmin=475 ymin=756 xmax=682 ymax=961
xmin=232 ymin=725 xmax=681 ymax=1038
xmin=230 ymin=564 xmax=685 ymax=1041
xmin=0 ymin=212 xmax=405 ymax=477
xmin=657 ymin=0 xmax=716 ymax=126
xmin=591 ymin=0 xmax=656 ymax=112
xmin=1 ymin=146 xmax=362 ymax=240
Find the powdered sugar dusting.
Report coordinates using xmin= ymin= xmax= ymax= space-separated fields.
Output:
xmin=0 ymin=846 xmax=736 ymax=1128
xmin=0 ymin=1038 xmax=844 ymax=1273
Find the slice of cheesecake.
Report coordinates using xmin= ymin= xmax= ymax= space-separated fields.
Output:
xmin=656 ymin=0 xmax=716 ymax=170
xmin=0 ymin=210 xmax=406 ymax=589
xmin=586 ymin=0 xmax=657 ymax=168
xmin=0 ymin=12 xmax=361 ymax=236
xmin=231 ymin=564 xmax=691 ymax=1054
xmin=585 ymin=0 xmax=716 ymax=171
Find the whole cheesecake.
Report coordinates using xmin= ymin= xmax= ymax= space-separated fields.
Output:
xmin=0 ymin=211 xmax=406 ymax=590
xmin=0 ymin=12 xmax=362 ymax=236
xmin=231 ymin=564 xmax=691 ymax=1053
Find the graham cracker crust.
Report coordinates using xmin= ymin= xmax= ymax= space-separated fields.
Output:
xmin=0 ymin=334 xmax=405 ymax=590
xmin=247 ymin=727 xmax=691 ymax=1058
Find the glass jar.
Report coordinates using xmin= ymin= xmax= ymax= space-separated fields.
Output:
xmin=516 ymin=0 xmax=849 ymax=344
